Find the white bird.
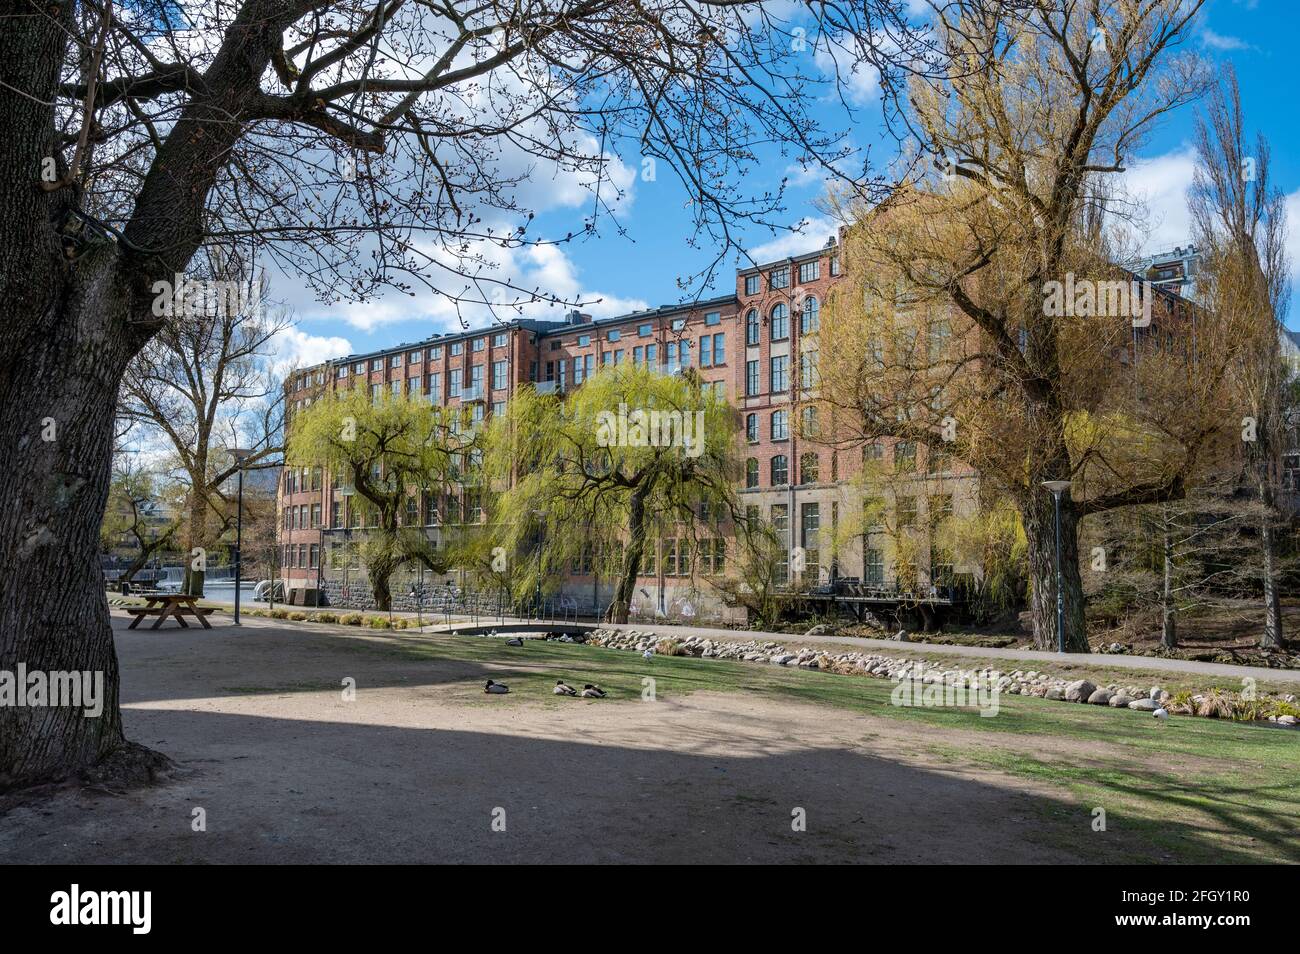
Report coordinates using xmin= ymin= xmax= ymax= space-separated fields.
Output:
xmin=642 ymin=649 xmax=654 ymax=660
xmin=580 ymin=684 xmax=606 ymax=698
xmin=553 ymin=680 xmax=577 ymax=696
xmin=505 ymin=636 xmax=524 ymax=647
xmin=484 ymin=679 xmax=510 ymax=694
xmin=1153 ymin=707 xmax=1169 ymax=722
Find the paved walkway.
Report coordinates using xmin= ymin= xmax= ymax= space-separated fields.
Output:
xmin=424 ymin=616 xmax=1300 ymax=686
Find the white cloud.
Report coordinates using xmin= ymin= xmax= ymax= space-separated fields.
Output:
xmin=270 ymin=327 xmax=354 ymax=375
xmin=1114 ymin=148 xmax=1197 ymax=253
xmin=747 ymin=216 xmax=840 ymax=263
xmin=1200 ymin=28 xmax=1251 ymax=51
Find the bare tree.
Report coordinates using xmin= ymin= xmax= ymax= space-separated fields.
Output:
xmin=1188 ymin=67 xmax=1292 ymax=650
xmin=120 ymin=253 xmax=289 ymax=596
xmin=1 ymin=0 xmax=946 ymax=786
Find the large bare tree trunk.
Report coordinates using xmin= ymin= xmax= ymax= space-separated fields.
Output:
xmin=1024 ymin=489 xmax=1088 ymax=653
xmin=182 ymin=474 xmax=208 ymax=596
xmin=0 ymin=259 xmax=168 ymax=787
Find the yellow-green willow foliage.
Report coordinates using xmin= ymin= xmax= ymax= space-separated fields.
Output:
xmin=482 ymin=362 xmax=742 ymax=623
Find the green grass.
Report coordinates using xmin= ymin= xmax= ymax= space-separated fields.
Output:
xmin=394 ymin=635 xmax=1300 ymax=863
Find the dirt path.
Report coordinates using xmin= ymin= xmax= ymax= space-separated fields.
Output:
xmin=0 ymin=615 xmax=1134 ymax=864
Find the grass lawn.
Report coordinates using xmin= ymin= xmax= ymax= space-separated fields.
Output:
xmin=388 ymin=633 xmax=1300 ymax=863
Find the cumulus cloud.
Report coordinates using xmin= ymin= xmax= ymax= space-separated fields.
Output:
xmin=270 ymin=327 xmax=354 ymax=375
xmin=746 ymin=216 xmax=841 ymax=263
xmin=1114 ymin=148 xmax=1198 ymax=253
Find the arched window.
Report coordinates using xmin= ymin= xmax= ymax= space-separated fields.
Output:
xmin=771 ymin=454 xmax=789 ymax=486
xmin=770 ymin=410 xmax=788 ymax=440
xmin=745 ymin=458 xmax=759 ymax=489
xmin=745 ymin=413 xmax=758 ymax=442
xmin=801 ymin=296 xmax=819 ymax=334
xmin=746 ymin=309 xmax=760 ymax=346
xmin=770 ymin=303 xmax=789 ymax=341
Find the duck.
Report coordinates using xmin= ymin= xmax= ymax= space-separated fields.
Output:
xmin=1153 ymin=707 xmax=1169 ymax=723
xmin=642 ymin=649 xmax=654 ymax=661
xmin=580 ymin=684 xmax=606 ymax=698
xmin=505 ymin=636 xmax=524 ymax=647
xmin=484 ymin=679 xmax=510 ymax=694
xmin=553 ymin=680 xmax=578 ymax=696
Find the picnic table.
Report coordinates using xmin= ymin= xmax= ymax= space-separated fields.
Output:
xmin=125 ymin=592 xmax=216 ymax=630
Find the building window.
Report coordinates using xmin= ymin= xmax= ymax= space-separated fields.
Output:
xmin=451 ymin=341 xmax=463 ymax=356
xmin=633 ymin=346 xmax=643 ymax=365
xmin=770 ymin=355 xmax=788 ymax=392
xmin=801 ymin=296 xmax=819 ymax=334
xmin=746 ymin=309 xmax=759 ymax=346
xmin=895 ymin=441 xmax=917 ymax=473
xmin=864 ymin=547 xmax=884 ymax=584
xmin=799 ymin=260 xmax=820 ymax=284
xmin=745 ymin=458 xmax=759 ymax=488
xmin=428 ymin=372 xmax=441 ymax=403
xmin=607 ymin=329 xmax=620 ymax=342
xmin=577 ymin=334 xmax=590 ymax=347
xmin=492 ymin=360 xmax=507 ymax=390
xmin=800 ymin=452 xmax=819 ymax=484
xmin=310 ymin=503 xmax=321 ymax=528
xmin=638 ymin=323 xmax=652 ymax=337
xmin=705 ymin=311 xmax=721 ymax=326
xmin=331 ymin=501 xmax=342 ymax=528
xmin=430 ymin=345 xmax=442 ymax=359
xmin=801 ymin=405 xmax=819 ymax=438
xmin=390 ymin=380 xmax=401 ymax=396
xmin=492 ymin=332 xmax=507 ymax=347
xmin=671 ymin=318 xmax=686 ymax=331
xmin=897 ymin=495 xmax=918 ymax=528
xmin=771 ymin=410 xmax=788 ymax=440
xmin=472 ymin=337 xmax=485 ymax=351
xmin=830 ymin=255 xmax=841 ymax=276
xmin=744 ymin=274 xmax=760 ymax=296
xmin=336 ymin=365 xmax=347 ymax=379
xmin=770 ymin=303 xmax=789 ymax=341
xmin=769 ymin=266 xmax=789 ymax=290
xmin=746 ymin=359 xmax=760 ymax=396
xmin=800 ymin=502 xmax=820 ymax=578
xmin=711 ymin=332 xmax=725 ymax=365
xmin=746 ymin=413 xmax=758 ymax=443
xmin=771 ymin=454 xmax=789 ymax=486
xmin=700 ymin=335 xmax=713 ymax=367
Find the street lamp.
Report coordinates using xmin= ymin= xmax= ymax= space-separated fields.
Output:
xmin=1040 ymin=479 xmax=1072 ymax=653
xmin=231 ymin=449 xmax=253 ymax=625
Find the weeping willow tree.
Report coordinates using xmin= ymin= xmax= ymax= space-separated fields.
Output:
xmin=286 ymin=387 xmax=471 ymax=609
xmin=815 ymin=0 xmax=1262 ymax=652
xmin=483 ymin=363 xmax=741 ymax=623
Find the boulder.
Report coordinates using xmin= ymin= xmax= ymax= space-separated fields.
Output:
xmin=1128 ymin=698 xmax=1159 ymax=711
xmin=1086 ymin=688 xmax=1113 ymax=705
xmin=1044 ymin=687 xmax=1064 ymax=701
xmin=1064 ymin=679 xmax=1097 ymax=702
xmin=1109 ymin=694 xmax=1133 ymax=708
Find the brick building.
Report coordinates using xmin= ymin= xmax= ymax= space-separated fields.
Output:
xmin=276 ymin=236 xmax=981 ymax=617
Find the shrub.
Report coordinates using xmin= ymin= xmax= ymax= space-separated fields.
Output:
xmin=316 ymin=613 xmax=338 ymax=624
xmin=287 ymin=612 xmax=308 ymax=621
xmin=341 ymin=613 xmax=364 ymax=626
xmin=269 ymin=609 xmax=289 ymax=619
xmin=367 ymin=616 xmax=391 ymax=629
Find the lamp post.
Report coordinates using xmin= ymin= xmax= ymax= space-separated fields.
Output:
xmin=231 ymin=449 xmax=251 ymax=625
xmin=1040 ymin=480 xmax=1072 ymax=653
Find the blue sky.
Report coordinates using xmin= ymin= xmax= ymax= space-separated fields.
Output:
xmin=272 ymin=0 xmax=1300 ymax=372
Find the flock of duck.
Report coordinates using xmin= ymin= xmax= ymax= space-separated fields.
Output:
xmin=483 ymin=632 xmax=609 ymax=698
xmin=482 ymin=679 xmax=607 ymax=698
